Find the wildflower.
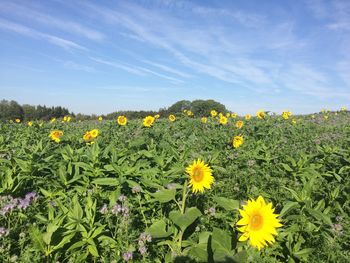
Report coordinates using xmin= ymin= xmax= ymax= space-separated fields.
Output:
xmin=236 ymin=120 xmax=244 ymax=129
xmin=27 ymin=121 xmax=33 ymax=127
xmin=0 ymin=227 xmax=9 ymax=238
xmin=143 ymin=116 xmax=155 ymax=127
xmin=154 ymin=114 xmax=160 ymax=119
xmin=282 ymin=111 xmax=292 ymax=120
xmin=122 ymin=251 xmax=133 ymax=261
xmin=99 ymin=204 xmax=108 ymax=214
xmin=236 ymin=196 xmax=282 ymax=250
xmin=186 ymin=110 xmax=194 ymax=117
xmin=231 ymin=112 xmax=237 ymax=118
xmin=186 ymin=159 xmax=214 ymax=194
xmin=98 ymin=116 xmax=103 ymax=121
xmin=201 ymin=117 xmax=208 ymax=124
xmin=139 ymin=246 xmax=147 ymax=256
xmin=118 ymin=194 xmax=127 ymax=202
xmin=245 ymin=114 xmax=251 ymax=120
xmin=49 ymin=130 xmax=63 ymax=143
xmin=168 ymin=114 xmax=176 ymax=122
xmin=131 ymin=186 xmax=142 ymax=194
xmin=233 ymin=136 xmax=244 ymax=148
xmin=256 ymin=110 xmax=265 ymax=119
xmin=117 ymin=116 xmax=127 ymax=126
xmin=210 ymin=110 xmax=217 ymax=117
xmin=219 ymin=116 xmax=228 ymax=125
xmin=15 ymin=119 xmax=21 ymax=123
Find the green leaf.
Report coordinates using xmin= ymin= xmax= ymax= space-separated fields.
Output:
xmin=281 ymin=163 xmax=293 ymax=172
xmin=211 ymin=228 xmax=233 ymax=262
xmin=146 ymin=219 xmax=173 ymax=238
xmin=29 ymin=227 xmax=46 ymax=254
xmin=150 ymin=189 xmax=176 ymax=203
xmin=280 ymin=201 xmax=299 ymax=217
xmin=305 ymin=208 xmax=332 ymax=225
xmin=169 ymin=207 xmax=202 ymax=231
xmin=213 ymin=196 xmax=239 ymax=211
xmin=91 ymin=178 xmax=119 ymax=186
xmin=293 ymin=248 xmax=314 ymax=259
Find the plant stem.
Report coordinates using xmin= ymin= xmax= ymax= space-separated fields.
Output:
xmin=177 ymin=180 xmax=188 ymax=254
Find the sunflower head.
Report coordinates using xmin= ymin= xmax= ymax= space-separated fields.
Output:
xmin=168 ymin=114 xmax=176 ymax=122
xmin=186 ymin=159 xmax=214 ymax=193
xmin=90 ymin=129 xmax=99 ymax=138
xmin=143 ymin=116 xmax=155 ymax=127
xmin=256 ymin=110 xmax=265 ymax=119
xmin=201 ymin=117 xmax=208 ymax=124
xmin=341 ymin=107 xmax=346 ymax=112
xmin=237 ymin=196 xmax=282 ymax=250
xmin=245 ymin=114 xmax=251 ymax=120
xmin=154 ymin=114 xmax=160 ymax=119
xmin=83 ymin=131 xmax=94 ymax=143
xmin=236 ymin=120 xmax=244 ymax=129
xmin=49 ymin=130 xmax=63 ymax=143
xmin=15 ymin=118 xmax=21 ymax=123
xmin=117 ymin=116 xmax=127 ymax=126
xmin=98 ymin=116 xmax=103 ymax=121
xmin=219 ymin=116 xmax=228 ymax=125
xmin=233 ymin=135 xmax=244 ymax=148
xmin=210 ymin=110 xmax=217 ymax=117
xmin=186 ymin=110 xmax=194 ymax=117
xmin=27 ymin=121 xmax=33 ymax=127
xmin=231 ymin=112 xmax=237 ymax=118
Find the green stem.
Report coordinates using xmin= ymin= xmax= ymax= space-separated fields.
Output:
xmin=137 ymin=194 xmax=148 ymax=228
xmin=177 ymin=180 xmax=188 ymax=254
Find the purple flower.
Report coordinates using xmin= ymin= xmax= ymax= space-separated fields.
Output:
xmin=208 ymin=207 xmax=216 ymax=216
xmin=0 ymin=227 xmax=9 ymax=238
xmin=111 ymin=204 xmax=122 ymax=215
xmin=139 ymin=246 xmax=147 ymax=256
xmin=118 ymin=194 xmax=127 ymax=202
xmin=17 ymin=198 xmax=30 ymax=210
xmin=25 ymin=192 xmax=38 ymax=202
xmin=122 ymin=251 xmax=133 ymax=261
xmin=99 ymin=204 xmax=108 ymax=214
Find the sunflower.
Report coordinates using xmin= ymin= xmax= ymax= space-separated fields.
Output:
xmin=143 ymin=116 xmax=155 ymax=127
xmin=236 ymin=120 xmax=244 ymax=129
xmin=256 ymin=110 xmax=265 ymax=119
xmin=186 ymin=159 xmax=214 ymax=193
xmin=201 ymin=117 xmax=208 ymax=124
xmin=186 ymin=110 xmax=194 ymax=117
xmin=226 ymin=112 xmax=231 ymax=117
xmin=231 ymin=112 xmax=237 ymax=118
xmin=83 ymin=131 xmax=94 ymax=143
xmin=15 ymin=118 xmax=21 ymax=123
xmin=219 ymin=116 xmax=228 ymax=125
xmin=117 ymin=116 xmax=127 ymax=126
xmin=90 ymin=129 xmax=99 ymax=138
xmin=27 ymin=121 xmax=33 ymax=127
xmin=49 ymin=130 xmax=63 ymax=143
xmin=236 ymin=196 xmax=282 ymax=250
xmin=341 ymin=107 xmax=346 ymax=112
xmin=168 ymin=114 xmax=176 ymax=122
xmin=210 ymin=110 xmax=217 ymax=117
xmin=245 ymin=114 xmax=251 ymax=120
xmin=98 ymin=116 xmax=103 ymax=121
xmin=282 ymin=111 xmax=292 ymax=120
xmin=233 ymin=135 xmax=244 ymax=148
xmin=154 ymin=114 xmax=160 ymax=119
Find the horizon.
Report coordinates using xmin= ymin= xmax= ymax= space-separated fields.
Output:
xmin=0 ymin=0 xmax=349 ymax=115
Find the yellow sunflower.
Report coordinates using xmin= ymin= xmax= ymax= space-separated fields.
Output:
xmin=236 ymin=120 xmax=244 ymax=129
xmin=245 ymin=114 xmax=251 ymax=120
xmin=226 ymin=112 xmax=231 ymax=117
xmin=117 ymin=116 xmax=127 ymax=126
xmin=282 ymin=111 xmax=292 ymax=120
xmin=210 ymin=110 xmax=217 ymax=117
xmin=90 ymin=129 xmax=99 ymax=138
xmin=186 ymin=159 xmax=214 ymax=193
xmin=201 ymin=117 xmax=208 ymax=124
xmin=233 ymin=135 xmax=244 ymax=148
xmin=27 ymin=121 xmax=33 ymax=127
xmin=143 ymin=116 xmax=155 ymax=127
xmin=219 ymin=116 xmax=228 ymax=125
xmin=186 ymin=110 xmax=194 ymax=117
xmin=256 ymin=110 xmax=265 ymax=119
xmin=236 ymin=196 xmax=282 ymax=250
xmin=49 ymin=130 xmax=63 ymax=143
xmin=98 ymin=116 xmax=103 ymax=121
xmin=341 ymin=107 xmax=346 ymax=112
xmin=154 ymin=114 xmax=160 ymax=119
xmin=15 ymin=118 xmax=21 ymax=123
xmin=168 ymin=114 xmax=176 ymax=122
xmin=83 ymin=131 xmax=94 ymax=143
xmin=231 ymin=112 xmax=237 ymax=118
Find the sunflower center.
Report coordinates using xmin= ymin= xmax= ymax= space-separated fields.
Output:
xmin=250 ymin=213 xmax=264 ymax=230
xmin=192 ymin=167 xmax=204 ymax=182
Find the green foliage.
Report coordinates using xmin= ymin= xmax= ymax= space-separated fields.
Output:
xmin=0 ymin=110 xmax=349 ymax=262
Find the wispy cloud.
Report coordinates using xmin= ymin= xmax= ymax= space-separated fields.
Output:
xmin=0 ymin=18 xmax=87 ymax=51
xmin=89 ymin=57 xmax=146 ymax=76
xmin=0 ymin=1 xmax=105 ymax=41
xmin=63 ymin=61 xmax=94 ymax=72
xmin=142 ymin=60 xmax=193 ymax=78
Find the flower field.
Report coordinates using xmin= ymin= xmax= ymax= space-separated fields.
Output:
xmin=0 ymin=110 xmax=349 ymax=262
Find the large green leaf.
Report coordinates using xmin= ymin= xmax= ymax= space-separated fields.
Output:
xmin=169 ymin=207 xmax=202 ymax=231
xmin=146 ymin=219 xmax=173 ymax=238
xmin=213 ymin=196 xmax=239 ymax=211
xmin=150 ymin=189 xmax=176 ymax=203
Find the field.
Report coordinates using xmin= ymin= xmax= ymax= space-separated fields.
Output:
xmin=0 ymin=111 xmax=349 ymax=262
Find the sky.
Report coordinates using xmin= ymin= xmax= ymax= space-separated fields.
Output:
xmin=0 ymin=0 xmax=349 ymax=115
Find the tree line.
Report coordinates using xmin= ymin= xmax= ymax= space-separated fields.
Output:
xmin=0 ymin=99 xmax=227 ymax=121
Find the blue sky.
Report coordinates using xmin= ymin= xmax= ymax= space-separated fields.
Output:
xmin=0 ymin=0 xmax=349 ymax=115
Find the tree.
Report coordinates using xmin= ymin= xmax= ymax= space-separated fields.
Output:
xmin=167 ymin=100 xmax=191 ymax=114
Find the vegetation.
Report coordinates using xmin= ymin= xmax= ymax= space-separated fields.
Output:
xmin=0 ymin=109 xmax=349 ymax=262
